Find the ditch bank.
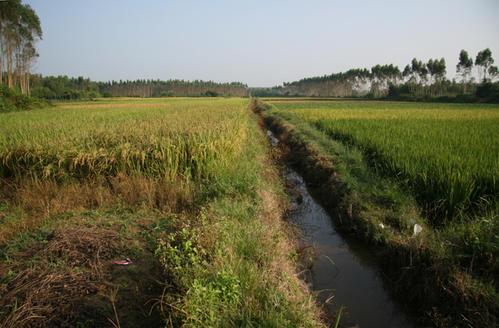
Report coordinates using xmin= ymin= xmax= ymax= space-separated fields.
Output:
xmin=251 ymin=99 xmax=497 ymax=328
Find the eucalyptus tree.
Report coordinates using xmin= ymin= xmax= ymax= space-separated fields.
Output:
xmin=407 ymin=58 xmax=428 ymax=96
xmin=427 ymin=58 xmax=446 ymax=95
xmin=370 ymin=64 xmax=400 ymax=96
xmin=0 ymin=0 xmax=42 ymax=94
xmin=489 ymin=65 xmax=499 ymax=82
xmin=370 ymin=64 xmax=383 ymax=96
xmin=475 ymin=48 xmax=494 ymax=82
xmin=456 ymin=50 xmax=473 ymax=93
xmin=385 ymin=64 xmax=401 ymax=85
xmin=350 ymin=68 xmax=371 ymax=93
xmin=402 ymin=65 xmax=411 ymax=79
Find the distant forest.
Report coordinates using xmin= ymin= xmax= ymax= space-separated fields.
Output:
xmin=252 ymin=49 xmax=499 ymax=102
xmin=29 ymin=76 xmax=248 ymax=100
xmin=99 ymin=80 xmax=248 ymax=98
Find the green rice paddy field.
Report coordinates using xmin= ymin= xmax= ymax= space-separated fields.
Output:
xmin=262 ymin=98 xmax=499 ymax=326
xmin=267 ymin=100 xmax=499 ymax=223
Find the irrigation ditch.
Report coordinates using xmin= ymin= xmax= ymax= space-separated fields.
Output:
xmin=250 ymin=99 xmax=497 ymax=328
xmin=281 ymin=155 xmax=415 ymax=327
xmin=253 ymin=105 xmax=416 ymax=327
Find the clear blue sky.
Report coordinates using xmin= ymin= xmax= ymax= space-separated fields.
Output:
xmin=25 ymin=0 xmax=499 ymax=87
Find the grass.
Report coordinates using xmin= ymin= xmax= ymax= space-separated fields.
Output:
xmin=257 ymin=99 xmax=499 ymax=328
xmin=0 ymin=98 xmax=323 ymax=327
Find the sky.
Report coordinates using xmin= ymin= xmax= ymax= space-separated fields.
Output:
xmin=25 ymin=0 xmax=499 ymax=87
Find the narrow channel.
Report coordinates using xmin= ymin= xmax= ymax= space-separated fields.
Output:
xmin=268 ymin=131 xmax=416 ymax=328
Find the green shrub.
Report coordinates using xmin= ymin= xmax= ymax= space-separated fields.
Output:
xmin=476 ymin=82 xmax=499 ymax=102
xmin=0 ymin=85 xmax=46 ymax=113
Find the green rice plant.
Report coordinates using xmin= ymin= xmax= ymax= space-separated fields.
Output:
xmin=269 ymin=100 xmax=499 ymax=223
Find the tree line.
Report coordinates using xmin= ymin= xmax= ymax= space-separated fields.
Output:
xmin=98 ymin=79 xmax=248 ymax=98
xmin=26 ymin=77 xmax=248 ymax=100
xmin=253 ymin=49 xmax=499 ymax=101
xmin=1 ymin=1 xmax=498 ymax=104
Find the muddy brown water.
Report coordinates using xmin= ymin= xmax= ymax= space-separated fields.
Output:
xmin=269 ymin=131 xmax=417 ymax=328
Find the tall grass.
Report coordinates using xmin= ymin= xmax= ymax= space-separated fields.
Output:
xmin=271 ymin=100 xmax=499 ymax=223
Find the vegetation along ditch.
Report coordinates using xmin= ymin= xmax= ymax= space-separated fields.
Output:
xmin=252 ymin=98 xmax=498 ymax=328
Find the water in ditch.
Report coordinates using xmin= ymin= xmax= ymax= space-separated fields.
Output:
xmin=269 ymin=131 xmax=416 ymax=328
